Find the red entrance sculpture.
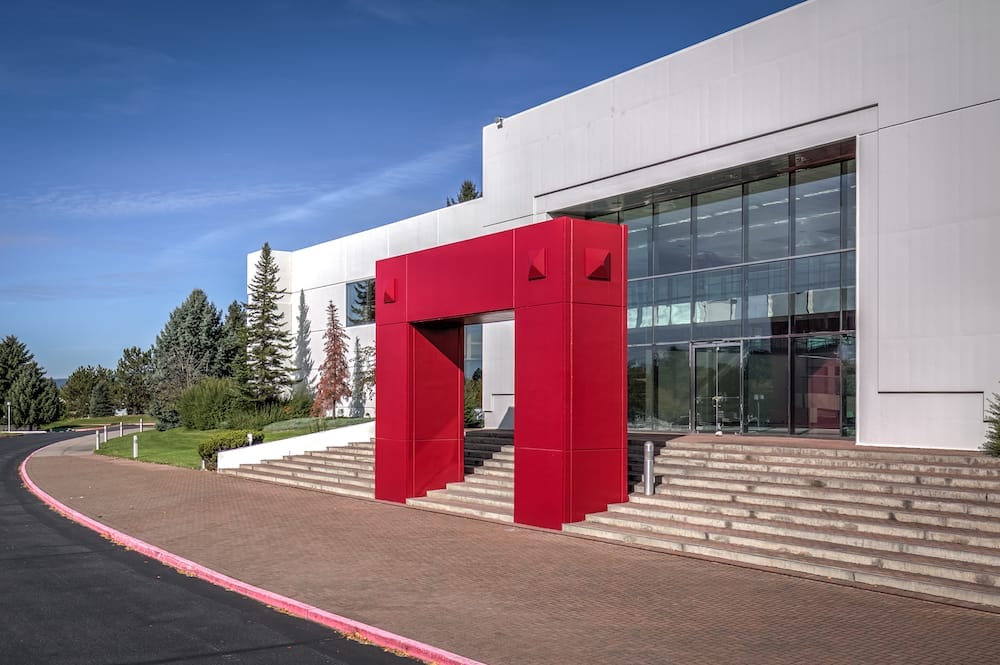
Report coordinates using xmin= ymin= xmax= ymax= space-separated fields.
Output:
xmin=374 ymin=217 xmax=627 ymax=529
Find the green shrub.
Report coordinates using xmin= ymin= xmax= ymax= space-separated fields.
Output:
xmin=984 ymin=387 xmax=1000 ymax=457
xmin=283 ymin=391 xmax=314 ymax=418
xmin=198 ymin=430 xmax=263 ymax=470
xmin=464 ymin=373 xmax=483 ymax=428
xmin=225 ymin=402 xmax=288 ymax=430
xmin=176 ymin=378 xmax=238 ymax=430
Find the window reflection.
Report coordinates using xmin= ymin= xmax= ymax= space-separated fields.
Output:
xmin=792 ymin=254 xmax=840 ymax=333
xmin=654 ymin=197 xmax=692 ymax=274
xmin=655 ymin=345 xmax=690 ymax=431
xmin=793 ymin=336 xmax=842 ymax=435
xmin=624 ymin=206 xmax=653 ymax=278
xmin=695 ymin=186 xmax=742 ymax=269
xmin=745 ymin=338 xmax=789 ymax=433
xmin=747 ymin=174 xmax=789 ymax=261
xmin=794 ymin=163 xmax=842 ymax=254
xmin=745 ymin=261 xmax=789 ymax=336
xmin=346 ymin=279 xmax=376 ymax=326
xmin=693 ymin=268 xmax=742 ymax=339
xmin=654 ymin=274 xmax=692 ymax=342
xmin=627 ymin=280 xmax=654 ymax=345
xmin=627 ymin=347 xmax=653 ymax=428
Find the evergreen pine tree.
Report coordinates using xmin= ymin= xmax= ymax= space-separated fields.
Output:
xmin=311 ymin=302 xmax=351 ymax=417
xmin=9 ymin=362 xmax=61 ymax=429
xmin=89 ymin=381 xmax=113 ymax=417
xmin=445 ymin=179 xmax=482 ymax=206
xmin=0 ymin=335 xmax=34 ymax=407
xmin=115 ymin=346 xmax=153 ymax=414
xmin=218 ymin=300 xmax=247 ymax=379
xmin=61 ymin=365 xmax=114 ymax=418
xmin=150 ymin=289 xmax=224 ymax=426
xmin=244 ymin=242 xmax=293 ymax=404
xmin=292 ymin=289 xmax=314 ymax=397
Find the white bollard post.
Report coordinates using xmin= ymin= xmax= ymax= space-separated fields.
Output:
xmin=139 ymin=418 xmax=143 ymax=433
xmin=119 ymin=422 xmax=124 ymax=439
xmin=247 ymin=432 xmax=253 ymax=446
xmin=95 ymin=431 xmax=100 ymax=450
xmin=643 ymin=441 xmax=656 ymax=496
xmin=103 ymin=424 xmax=108 ymax=443
xmin=132 ymin=435 xmax=138 ymax=459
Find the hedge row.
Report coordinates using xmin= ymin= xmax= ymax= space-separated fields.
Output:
xmin=198 ymin=430 xmax=263 ymax=470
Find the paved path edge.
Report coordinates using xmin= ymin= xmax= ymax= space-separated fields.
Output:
xmin=18 ymin=448 xmax=485 ymax=665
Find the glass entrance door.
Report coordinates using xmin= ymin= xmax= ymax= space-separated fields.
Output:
xmin=693 ymin=344 xmax=743 ymax=433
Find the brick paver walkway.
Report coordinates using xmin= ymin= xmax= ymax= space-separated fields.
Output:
xmin=24 ymin=445 xmax=1000 ymax=665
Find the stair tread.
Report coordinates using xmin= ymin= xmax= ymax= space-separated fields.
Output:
xmin=656 ymin=465 xmax=997 ymax=501
xmin=655 ymin=457 xmax=1000 ymax=486
xmin=563 ymin=521 xmax=1000 ymax=606
xmin=580 ymin=510 xmax=1000 ymax=574
xmin=636 ymin=489 xmax=1000 ymax=531
xmin=604 ymin=500 xmax=1000 ymax=557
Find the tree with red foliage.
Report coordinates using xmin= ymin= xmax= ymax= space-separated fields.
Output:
xmin=311 ymin=302 xmax=351 ymax=417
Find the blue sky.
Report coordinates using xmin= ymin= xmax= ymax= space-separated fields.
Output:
xmin=0 ymin=0 xmax=802 ymax=378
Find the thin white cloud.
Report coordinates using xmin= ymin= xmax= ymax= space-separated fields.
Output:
xmin=271 ymin=141 xmax=475 ymax=224
xmin=6 ymin=183 xmax=320 ymax=218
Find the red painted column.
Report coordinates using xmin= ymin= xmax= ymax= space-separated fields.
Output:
xmin=513 ymin=218 xmax=627 ymax=529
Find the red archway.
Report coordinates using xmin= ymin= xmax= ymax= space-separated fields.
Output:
xmin=374 ymin=217 xmax=627 ymax=529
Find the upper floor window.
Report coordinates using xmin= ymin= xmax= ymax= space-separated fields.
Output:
xmin=346 ymin=279 xmax=375 ymax=326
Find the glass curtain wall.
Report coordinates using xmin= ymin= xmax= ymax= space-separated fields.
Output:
xmin=601 ymin=143 xmax=857 ymax=437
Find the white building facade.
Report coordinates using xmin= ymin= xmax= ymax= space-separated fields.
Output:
xmin=251 ymin=0 xmax=1000 ymax=450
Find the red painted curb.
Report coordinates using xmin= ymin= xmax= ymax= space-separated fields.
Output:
xmin=19 ymin=449 xmax=484 ymax=665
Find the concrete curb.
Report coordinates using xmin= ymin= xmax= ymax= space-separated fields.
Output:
xmin=18 ymin=448 xmax=484 ymax=665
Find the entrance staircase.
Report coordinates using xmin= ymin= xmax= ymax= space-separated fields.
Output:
xmin=220 ymin=440 xmax=375 ymax=499
xmin=406 ymin=430 xmax=515 ymax=522
xmin=563 ymin=436 xmax=1000 ymax=609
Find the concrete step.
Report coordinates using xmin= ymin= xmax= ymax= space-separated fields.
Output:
xmin=307 ymin=449 xmax=375 ymax=462
xmin=602 ymin=501 xmax=1000 ymax=566
xmin=481 ymin=458 xmax=514 ymax=470
xmin=267 ymin=460 xmax=375 ymax=480
xmin=423 ymin=488 xmax=514 ymax=509
xmin=473 ymin=466 xmax=516 ymax=479
xmin=580 ymin=510 xmax=1000 ymax=585
xmin=663 ymin=448 xmax=1000 ymax=477
xmin=655 ymin=465 xmax=996 ymax=503
xmin=224 ymin=468 xmax=374 ymax=499
xmin=459 ymin=475 xmax=514 ymax=490
xmin=407 ymin=495 xmax=514 ymax=523
xmin=243 ymin=464 xmax=374 ymax=489
xmin=443 ymin=480 xmax=514 ymax=499
xmin=656 ymin=475 xmax=1000 ymax=518
xmin=654 ymin=458 xmax=1000 ymax=490
xmin=562 ymin=520 xmax=1000 ymax=609
xmin=664 ymin=441 xmax=997 ymax=467
xmin=284 ymin=456 xmax=374 ymax=473
xmin=633 ymin=488 xmax=1000 ymax=534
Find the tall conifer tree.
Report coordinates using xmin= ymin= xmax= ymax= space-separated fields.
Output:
xmin=9 ymin=361 xmax=60 ymax=429
xmin=244 ymin=242 xmax=293 ymax=404
xmin=311 ymin=302 xmax=351 ymax=417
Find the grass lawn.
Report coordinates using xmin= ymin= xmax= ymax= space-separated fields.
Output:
xmin=94 ymin=418 xmax=370 ymax=469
